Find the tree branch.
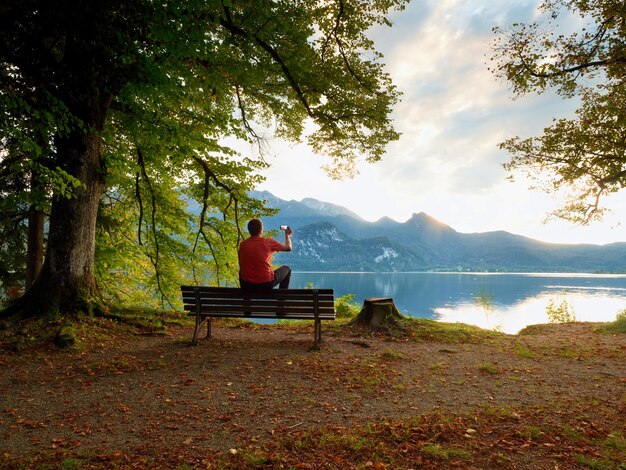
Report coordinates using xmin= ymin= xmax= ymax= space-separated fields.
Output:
xmin=235 ymin=85 xmax=265 ymax=149
xmin=136 ymin=146 xmax=174 ymax=310
xmin=134 ymin=170 xmax=144 ymax=246
xmin=220 ymin=3 xmax=315 ymax=117
xmin=528 ymin=58 xmax=623 ymax=79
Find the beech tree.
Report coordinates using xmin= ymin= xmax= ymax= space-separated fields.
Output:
xmin=491 ymin=0 xmax=626 ymax=224
xmin=0 ymin=0 xmax=405 ymax=316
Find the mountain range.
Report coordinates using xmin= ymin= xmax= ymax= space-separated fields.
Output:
xmin=250 ymin=191 xmax=626 ymax=273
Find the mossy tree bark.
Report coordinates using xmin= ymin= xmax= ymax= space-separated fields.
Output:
xmin=348 ymin=298 xmax=405 ymax=332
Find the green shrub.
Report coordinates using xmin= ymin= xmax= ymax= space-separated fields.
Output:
xmin=546 ymin=298 xmax=576 ymax=323
xmin=335 ymin=294 xmax=361 ymax=319
xmin=594 ymin=310 xmax=626 ymax=334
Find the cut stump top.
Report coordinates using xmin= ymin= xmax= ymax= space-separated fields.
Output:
xmin=364 ymin=298 xmax=394 ymax=303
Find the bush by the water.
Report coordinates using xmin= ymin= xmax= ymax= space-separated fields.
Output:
xmin=335 ymin=294 xmax=361 ymax=319
xmin=594 ymin=310 xmax=626 ymax=334
xmin=546 ymin=298 xmax=576 ymax=323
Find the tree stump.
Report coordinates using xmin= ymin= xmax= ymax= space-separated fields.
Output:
xmin=348 ymin=298 xmax=405 ymax=333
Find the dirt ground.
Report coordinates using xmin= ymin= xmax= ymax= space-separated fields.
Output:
xmin=0 ymin=319 xmax=625 ymax=469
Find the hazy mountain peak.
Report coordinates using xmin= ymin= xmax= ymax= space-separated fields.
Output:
xmin=376 ymin=215 xmax=398 ymax=224
xmin=300 ymin=197 xmax=362 ymax=220
xmin=408 ymin=212 xmax=452 ymax=230
xmin=250 ymin=190 xmax=363 ymax=221
xmin=249 ymin=190 xmax=288 ymax=207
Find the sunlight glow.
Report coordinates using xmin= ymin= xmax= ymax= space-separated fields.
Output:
xmin=436 ymin=292 xmax=624 ymax=334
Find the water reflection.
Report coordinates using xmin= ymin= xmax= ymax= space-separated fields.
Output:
xmin=436 ymin=292 xmax=622 ymax=334
xmin=292 ymin=272 xmax=626 ymax=333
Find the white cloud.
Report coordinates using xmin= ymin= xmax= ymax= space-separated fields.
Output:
xmin=256 ymin=0 xmax=626 ymax=246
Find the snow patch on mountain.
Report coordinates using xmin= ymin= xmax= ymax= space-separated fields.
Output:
xmin=374 ymin=247 xmax=399 ymax=263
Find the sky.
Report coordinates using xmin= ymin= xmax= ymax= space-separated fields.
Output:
xmin=255 ymin=0 xmax=626 ymax=245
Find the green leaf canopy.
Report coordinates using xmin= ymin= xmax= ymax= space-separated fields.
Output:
xmin=0 ymin=0 xmax=405 ymax=310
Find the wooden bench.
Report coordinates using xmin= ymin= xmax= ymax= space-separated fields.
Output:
xmin=180 ymin=286 xmax=336 ymax=350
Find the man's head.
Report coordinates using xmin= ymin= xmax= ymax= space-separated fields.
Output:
xmin=247 ymin=218 xmax=263 ymax=236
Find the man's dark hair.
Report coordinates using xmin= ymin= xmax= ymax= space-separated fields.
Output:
xmin=247 ymin=219 xmax=263 ymax=236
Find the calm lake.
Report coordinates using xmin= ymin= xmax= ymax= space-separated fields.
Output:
xmin=290 ymin=272 xmax=626 ymax=333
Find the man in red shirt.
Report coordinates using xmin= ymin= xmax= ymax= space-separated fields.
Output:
xmin=238 ymin=219 xmax=293 ymax=289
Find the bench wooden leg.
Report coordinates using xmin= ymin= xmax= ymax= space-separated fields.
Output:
xmin=310 ymin=318 xmax=321 ymax=351
xmin=206 ymin=317 xmax=212 ymax=339
xmin=192 ymin=314 xmax=205 ymax=346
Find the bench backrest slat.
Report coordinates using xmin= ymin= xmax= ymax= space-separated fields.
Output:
xmin=183 ymin=305 xmax=335 ymax=314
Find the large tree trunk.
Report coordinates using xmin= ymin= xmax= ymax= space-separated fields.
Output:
xmin=40 ymin=129 xmax=105 ymax=308
xmin=3 ymin=99 xmax=109 ymax=318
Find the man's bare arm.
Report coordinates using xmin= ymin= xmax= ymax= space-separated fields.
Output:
xmin=282 ymin=226 xmax=293 ymax=252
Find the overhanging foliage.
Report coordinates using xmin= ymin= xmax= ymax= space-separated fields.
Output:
xmin=491 ymin=0 xmax=626 ymax=224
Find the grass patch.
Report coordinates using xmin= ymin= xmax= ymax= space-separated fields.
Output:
xmin=605 ymin=431 xmax=626 ymax=451
xmin=428 ymin=362 xmax=447 ymax=374
xmin=518 ymin=324 xmax=553 ymax=335
xmin=477 ymin=363 xmax=499 ymax=375
xmin=489 ymin=452 xmax=512 ymax=465
xmin=521 ymin=426 xmax=543 ymax=441
xmin=515 ymin=343 xmax=538 ymax=359
xmin=243 ymin=452 xmax=272 ymax=467
xmin=380 ymin=349 xmax=403 ymax=360
xmin=422 ymin=443 xmax=471 ymax=461
xmin=556 ymin=347 xmax=579 ymax=359
xmin=407 ymin=318 xmax=503 ymax=344
xmin=481 ymin=404 xmax=518 ymax=418
xmin=574 ymin=454 xmax=615 ymax=470
xmin=60 ymin=457 xmax=83 ymax=470
xmin=561 ymin=425 xmax=586 ymax=443
xmin=594 ymin=310 xmax=626 ymax=334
